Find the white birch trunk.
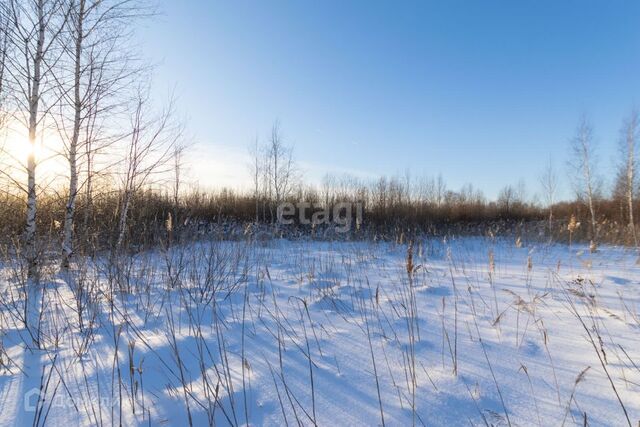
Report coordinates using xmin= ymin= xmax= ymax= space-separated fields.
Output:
xmin=580 ymin=133 xmax=598 ymax=245
xmin=23 ymin=0 xmax=47 ymax=348
xmin=25 ymin=0 xmax=46 ymax=280
xmin=62 ymin=0 xmax=85 ymax=268
xmin=116 ymin=190 xmax=131 ymax=250
xmin=625 ymin=115 xmax=637 ymax=246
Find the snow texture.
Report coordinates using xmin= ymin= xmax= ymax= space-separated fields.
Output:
xmin=0 ymin=237 xmax=638 ymax=426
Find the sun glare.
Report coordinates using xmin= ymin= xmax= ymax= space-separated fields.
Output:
xmin=1 ymin=124 xmax=66 ymax=183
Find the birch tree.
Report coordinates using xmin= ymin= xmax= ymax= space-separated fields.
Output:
xmin=248 ymin=136 xmax=261 ymax=223
xmin=115 ymin=88 xmax=178 ymax=250
xmin=617 ymin=110 xmax=638 ymax=245
xmin=435 ymin=173 xmax=446 ymax=209
xmin=0 ymin=2 xmax=22 ymax=204
xmin=540 ymin=157 xmax=558 ymax=233
xmin=4 ymin=0 xmax=68 ymax=278
xmin=60 ymin=0 xmax=85 ymax=268
xmin=267 ymin=121 xmax=296 ymax=221
xmin=58 ymin=0 xmax=147 ymax=267
xmin=171 ymin=141 xmax=186 ymax=229
xmin=1 ymin=0 xmax=68 ymax=347
xmin=569 ymin=116 xmax=600 ymax=247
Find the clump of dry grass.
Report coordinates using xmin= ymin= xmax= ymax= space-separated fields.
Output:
xmin=406 ymin=240 xmax=414 ymax=276
xmin=567 ymin=215 xmax=580 ymax=248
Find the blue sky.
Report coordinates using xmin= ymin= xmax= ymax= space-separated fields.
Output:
xmin=140 ymin=1 xmax=640 ymax=200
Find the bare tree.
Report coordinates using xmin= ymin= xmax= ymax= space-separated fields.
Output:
xmin=540 ymin=157 xmax=558 ymax=233
xmin=0 ymin=0 xmax=69 ymax=347
xmin=321 ymin=173 xmax=335 ymax=207
xmin=115 ymin=88 xmax=179 ymax=250
xmin=498 ymin=184 xmax=516 ymax=215
xmin=266 ymin=121 xmax=296 ymax=222
xmin=435 ymin=173 xmax=446 ymax=209
xmin=171 ymin=141 xmax=187 ymax=229
xmin=80 ymin=60 xmax=132 ymax=235
xmin=248 ymin=135 xmax=261 ymax=223
xmin=516 ymin=178 xmax=527 ymax=203
xmin=57 ymin=0 xmax=151 ymax=267
xmin=416 ymin=175 xmax=434 ymax=209
xmin=617 ymin=110 xmax=638 ymax=245
xmin=4 ymin=0 xmax=68 ymax=278
xmin=59 ymin=0 xmax=85 ymax=268
xmin=569 ymin=116 xmax=600 ymax=246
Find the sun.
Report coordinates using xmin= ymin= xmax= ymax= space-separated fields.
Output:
xmin=0 ymin=123 xmax=66 ymax=184
xmin=1 ymin=129 xmax=44 ymax=164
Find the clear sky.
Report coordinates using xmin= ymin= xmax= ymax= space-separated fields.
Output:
xmin=139 ymin=1 xmax=640 ymax=200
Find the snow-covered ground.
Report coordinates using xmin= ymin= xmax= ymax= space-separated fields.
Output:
xmin=0 ymin=237 xmax=639 ymax=426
